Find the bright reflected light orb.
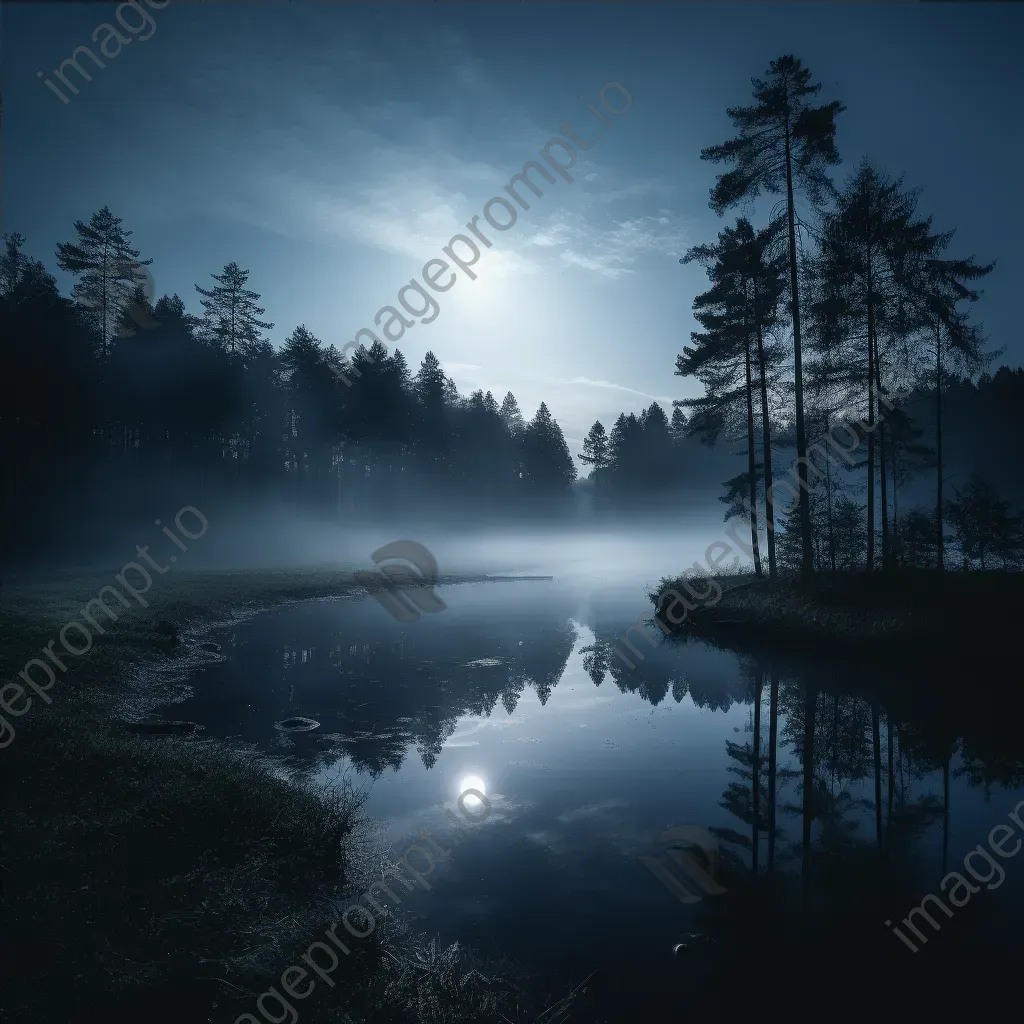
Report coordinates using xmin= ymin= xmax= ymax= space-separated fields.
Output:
xmin=458 ymin=774 xmax=485 ymax=806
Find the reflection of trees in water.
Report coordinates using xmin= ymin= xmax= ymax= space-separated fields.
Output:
xmin=685 ymin=672 xmax=741 ymax=713
xmin=501 ymin=677 xmax=524 ymax=716
xmin=715 ymin=654 xmax=1024 ymax=906
xmin=580 ymin=623 xmax=747 ymax=711
xmin=716 ymin=665 xmax=798 ymax=877
xmin=254 ymin=597 xmax=1024 ymax=839
xmin=516 ymin=624 xmax=579 ymax=707
xmin=672 ymin=674 xmax=688 ymax=704
xmin=607 ymin=649 xmax=674 ymax=706
xmin=339 ymin=730 xmax=409 ymax=775
xmin=262 ymin=605 xmax=578 ymax=777
xmin=579 ymin=641 xmax=609 ymax=687
xmin=959 ymin=742 xmax=1024 ymax=792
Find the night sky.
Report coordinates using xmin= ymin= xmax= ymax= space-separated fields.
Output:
xmin=8 ymin=1 xmax=1023 ymax=456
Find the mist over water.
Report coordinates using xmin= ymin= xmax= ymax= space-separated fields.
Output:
xmin=174 ymin=507 xmax=740 ymax=590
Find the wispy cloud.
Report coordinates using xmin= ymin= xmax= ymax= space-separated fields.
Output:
xmin=445 ymin=362 xmax=491 ymax=391
xmin=581 ymin=177 xmax=677 ymax=205
xmin=192 ymin=18 xmax=691 ymax=299
xmin=558 ymin=377 xmax=676 ymax=404
xmin=204 ymin=25 xmax=689 ymax=284
xmin=524 ymin=204 xmax=689 ymax=279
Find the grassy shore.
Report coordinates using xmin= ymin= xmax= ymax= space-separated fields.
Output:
xmin=649 ymin=568 xmax=1024 ymax=664
xmin=0 ymin=567 xmax=545 ymax=1024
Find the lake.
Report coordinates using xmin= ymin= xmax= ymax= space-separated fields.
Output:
xmin=162 ymin=576 xmax=1024 ymax=1019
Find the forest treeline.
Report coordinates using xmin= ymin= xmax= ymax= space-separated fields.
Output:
xmin=3 ymin=53 xmax=1023 ymax=572
xmin=628 ymin=53 xmax=1024 ymax=574
xmin=0 ymin=217 xmax=738 ymax=564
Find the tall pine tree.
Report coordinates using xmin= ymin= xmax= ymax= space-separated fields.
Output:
xmin=195 ymin=262 xmax=274 ymax=358
xmin=702 ymin=56 xmax=845 ymax=577
xmin=521 ymin=402 xmax=577 ymax=494
xmin=578 ymin=421 xmax=610 ymax=484
xmin=56 ymin=206 xmax=152 ymax=364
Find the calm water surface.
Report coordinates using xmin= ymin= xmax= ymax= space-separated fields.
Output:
xmin=165 ymin=578 xmax=1024 ymax=1018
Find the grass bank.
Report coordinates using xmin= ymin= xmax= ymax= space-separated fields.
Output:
xmin=0 ymin=567 xmax=556 ymax=1024
xmin=649 ymin=568 xmax=1024 ymax=665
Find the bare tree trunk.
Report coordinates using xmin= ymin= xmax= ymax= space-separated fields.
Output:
xmin=936 ymin=321 xmax=944 ymax=571
xmin=754 ymin=319 xmax=777 ymax=576
xmin=942 ymin=756 xmax=950 ymax=877
xmin=767 ymin=670 xmax=778 ymax=872
xmin=887 ymin=715 xmax=895 ymax=831
xmin=826 ymin=448 xmax=836 ymax=573
xmin=899 ymin=736 xmax=906 ymax=802
xmin=744 ymin=333 xmax=762 ymax=575
xmin=873 ymin=331 xmax=890 ymax=569
xmin=752 ymin=668 xmax=762 ymax=877
xmin=866 ymin=251 xmax=876 ymax=573
xmin=892 ymin=448 xmax=901 ymax=567
xmin=801 ymin=683 xmax=816 ymax=895
xmin=784 ymin=115 xmax=813 ymax=580
xmin=872 ymin=703 xmax=883 ymax=851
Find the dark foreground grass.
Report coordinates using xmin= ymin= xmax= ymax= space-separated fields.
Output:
xmin=650 ymin=568 xmax=1024 ymax=665
xmin=0 ymin=568 xmax=372 ymax=1023
xmin=1 ymin=568 xmax=574 ymax=1024
xmin=2 ymin=717 xmax=372 ymax=1022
